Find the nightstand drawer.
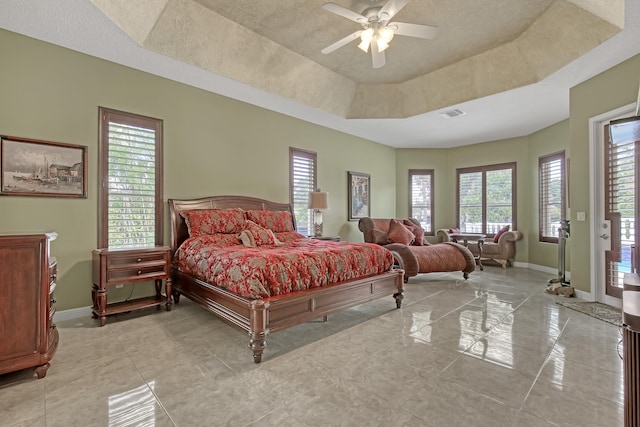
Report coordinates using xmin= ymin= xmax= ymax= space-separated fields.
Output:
xmin=106 ymin=264 xmax=168 ymax=283
xmin=106 ymin=252 xmax=167 ymax=269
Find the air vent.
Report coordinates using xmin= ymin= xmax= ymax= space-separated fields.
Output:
xmin=440 ymin=108 xmax=466 ymax=118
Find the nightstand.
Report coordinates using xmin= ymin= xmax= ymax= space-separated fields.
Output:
xmin=91 ymin=246 xmax=172 ymax=326
xmin=310 ymin=236 xmax=341 ymax=242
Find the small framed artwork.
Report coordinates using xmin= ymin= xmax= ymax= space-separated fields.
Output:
xmin=348 ymin=171 xmax=370 ymax=221
xmin=1 ymin=135 xmax=88 ymax=198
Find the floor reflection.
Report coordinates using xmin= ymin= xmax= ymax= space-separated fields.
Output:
xmin=108 ymin=381 xmax=157 ymax=427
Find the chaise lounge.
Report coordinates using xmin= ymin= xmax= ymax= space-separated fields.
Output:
xmin=436 ymin=227 xmax=523 ymax=268
xmin=358 ymin=217 xmax=476 ymax=282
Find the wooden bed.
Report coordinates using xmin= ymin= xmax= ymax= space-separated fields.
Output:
xmin=168 ymin=195 xmax=404 ymax=363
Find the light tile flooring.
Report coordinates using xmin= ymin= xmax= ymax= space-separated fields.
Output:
xmin=1 ymin=267 xmax=625 ymax=426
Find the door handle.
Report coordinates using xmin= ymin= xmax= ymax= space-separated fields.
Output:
xmin=600 ymin=234 xmax=610 ymax=239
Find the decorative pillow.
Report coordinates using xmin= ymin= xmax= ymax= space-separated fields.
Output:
xmin=180 ymin=208 xmax=245 ymax=237
xmin=190 ymin=233 xmax=241 ymax=247
xmin=274 ymin=231 xmax=306 ymax=243
xmin=387 ymin=219 xmax=415 ymax=245
xmin=403 ymin=219 xmax=425 ymax=246
xmin=372 ymin=229 xmax=389 ymax=245
xmin=246 ymin=210 xmax=295 ymax=232
xmin=239 ymin=220 xmax=283 ymax=247
xmin=449 ymin=227 xmax=461 ymax=235
xmin=494 ymin=225 xmax=510 ymax=243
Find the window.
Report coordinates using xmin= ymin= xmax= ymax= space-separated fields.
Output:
xmin=457 ymin=162 xmax=516 ymax=235
xmin=539 ymin=152 xmax=565 ymax=243
xmin=408 ymin=169 xmax=434 ymax=234
xmin=289 ymin=148 xmax=317 ymax=236
xmin=98 ymin=108 xmax=163 ymax=248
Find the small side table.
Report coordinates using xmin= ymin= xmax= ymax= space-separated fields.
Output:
xmin=450 ymin=233 xmax=485 ymax=270
xmin=92 ymin=246 xmax=172 ymax=326
xmin=309 ymin=236 xmax=341 ymax=242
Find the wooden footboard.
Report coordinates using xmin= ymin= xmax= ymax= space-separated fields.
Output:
xmin=172 ymin=268 xmax=404 ymax=363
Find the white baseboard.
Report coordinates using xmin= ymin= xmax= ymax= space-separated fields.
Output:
xmin=524 ymin=263 xmax=571 ymax=280
xmin=54 ymin=306 xmax=92 ymax=322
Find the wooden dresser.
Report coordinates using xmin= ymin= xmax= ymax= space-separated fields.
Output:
xmin=0 ymin=233 xmax=59 ymax=379
xmin=92 ymin=246 xmax=172 ymax=326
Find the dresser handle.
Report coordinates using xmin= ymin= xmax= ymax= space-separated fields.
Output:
xmin=137 ymin=270 xmax=142 ymax=275
xmin=137 ymin=258 xmax=142 ymax=262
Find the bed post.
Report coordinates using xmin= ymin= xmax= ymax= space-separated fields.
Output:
xmin=248 ymin=299 xmax=270 ymax=363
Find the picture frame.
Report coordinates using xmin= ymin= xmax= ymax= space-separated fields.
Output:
xmin=1 ymin=135 xmax=88 ymax=198
xmin=348 ymin=171 xmax=370 ymax=221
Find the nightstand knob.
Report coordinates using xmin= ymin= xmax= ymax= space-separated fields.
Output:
xmin=137 ymin=270 xmax=142 ymax=275
xmin=136 ymin=258 xmax=142 ymax=262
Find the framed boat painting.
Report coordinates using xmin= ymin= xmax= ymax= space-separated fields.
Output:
xmin=1 ymin=135 xmax=88 ymax=198
xmin=348 ymin=171 xmax=370 ymax=221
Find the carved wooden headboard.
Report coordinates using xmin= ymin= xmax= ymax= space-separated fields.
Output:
xmin=168 ymin=195 xmax=296 ymax=253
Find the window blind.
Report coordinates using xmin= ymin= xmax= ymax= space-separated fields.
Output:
xmin=409 ymin=170 xmax=433 ymax=232
xmin=539 ymin=153 xmax=565 ymax=243
xmin=486 ymin=168 xmax=513 ymax=234
xmin=457 ymin=163 xmax=516 ymax=235
xmin=458 ymin=171 xmax=483 ymax=233
xmin=290 ymin=148 xmax=317 ymax=236
xmin=106 ymin=122 xmax=157 ymax=248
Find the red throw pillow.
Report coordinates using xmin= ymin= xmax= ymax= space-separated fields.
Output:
xmin=403 ymin=219 xmax=425 ymax=246
xmin=239 ymin=220 xmax=282 ymax=247
xmin=493 ymin=225 xmax=510 ymax=243
xmin=387 ymin=219 xmax=415 ymax=245
xmin=449 ymin=228 xmax=460 ymax=235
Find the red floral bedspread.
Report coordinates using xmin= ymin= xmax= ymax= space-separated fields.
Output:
xmin=174 ymin=236 xmax=393 ymax=299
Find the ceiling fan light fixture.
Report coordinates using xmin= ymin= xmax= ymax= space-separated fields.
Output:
xmin=358 ymin=28 xmax=374 ymax=52
xmin=321 ymin=0 xmax=438 ymax=69
xmin=358 ymin=39 xmax=371 ymax=52
xmin=376 ymin=38 xmax=389 ymax=52
xmin=379 ymin=27 xmax=394 ymax=42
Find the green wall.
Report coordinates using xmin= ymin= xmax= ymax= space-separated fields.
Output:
xmin=569 ymin=53 xmax=640 ymax=293
xmin=396 ymin=137 xmax=530 ymax=263
xmin=0 ymin=29 xmax=396 ymax=311
xmin=527 ymin=120 xmax=570 ymax=269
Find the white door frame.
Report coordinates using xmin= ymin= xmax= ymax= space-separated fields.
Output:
xmin=588 ymin=102 xmax=636 ymax=307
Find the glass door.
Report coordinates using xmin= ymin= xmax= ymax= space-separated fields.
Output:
xmin=605 ymin=117 xmax=640 ymax=298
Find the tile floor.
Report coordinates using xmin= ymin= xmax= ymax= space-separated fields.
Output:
xmin=0 ymin=267 xmax=625 ymax=426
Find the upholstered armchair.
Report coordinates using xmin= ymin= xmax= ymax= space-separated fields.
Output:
xmin=358 ymin=217 xmax=475 ymax=282
xmin=436 ymin=228 xmax=523 ymax=268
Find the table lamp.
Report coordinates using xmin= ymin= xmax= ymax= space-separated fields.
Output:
xmin=308 ymin=189 xmax=329 ymax=237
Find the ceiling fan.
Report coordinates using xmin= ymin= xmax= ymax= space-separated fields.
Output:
xmin=321 ymin=0 xmax=438 ymax=69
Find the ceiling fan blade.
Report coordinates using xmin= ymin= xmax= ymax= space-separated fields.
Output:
xmin=390 ymin=22 xmax=439 ymax=39
xmin=371 ymin=44 xmax=386 ymax=69
xmin=378 ymin=0 xmax=410 ymax=22
xmin=322 ymin=2 xmax=368 ymax=23
xmin=321 ymin=31 xmax=362 ymax=54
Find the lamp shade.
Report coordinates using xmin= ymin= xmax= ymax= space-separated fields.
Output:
xmin=308 ymin=191 xmax=329 ymax=210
